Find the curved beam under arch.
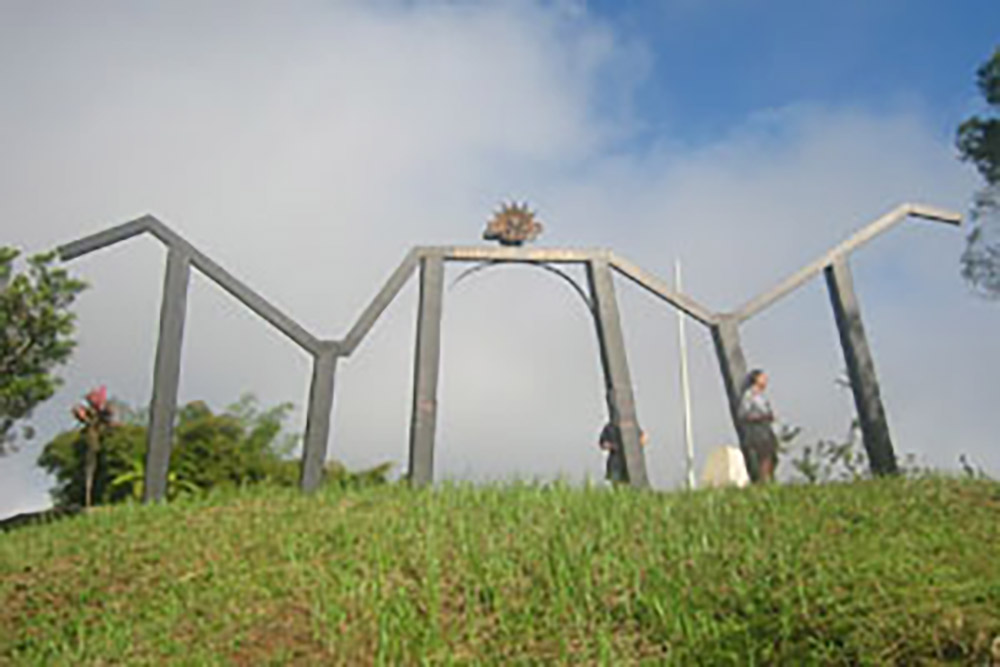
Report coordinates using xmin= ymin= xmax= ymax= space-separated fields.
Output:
xmin=448 ymin=259 xmax=596 ymax=316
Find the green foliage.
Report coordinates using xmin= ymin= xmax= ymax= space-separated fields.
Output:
xmin=957 ymin=47 xmax=1000 ymax=186
xmin=785 ymin=378 xmax=927 ymax=484
xmin=168 ymin=395 xmax=296 ymax=491
xmin=960 ymin=185 xmax=1000 ymax=298
xmin=38 ymin=394 xmax=391 ymax=507
xmin=323 ymin=459 xmax=394 ymax=490
xmin=1 ymin=478 xmax=998 ymax=663
xmin=958 ymin=48 xmax=1000 ymax=297
xmin=789 ymin=419 xmax=869 ymax=484
xmin=37 ymin=423 xmax=146 ymax=507
xmin=788 ymin=418 xmax=930 ymax=484
xmin=109 ymin=454 xmax=202 ymax=502
xmin=36 ymin=393 xmax=301 ymax=506
xmin=0 ymin=248 xmax=86 ymax=455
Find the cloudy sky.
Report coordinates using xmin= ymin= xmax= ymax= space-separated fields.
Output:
xmin=2 ymin=0 xmax=998 ymax=516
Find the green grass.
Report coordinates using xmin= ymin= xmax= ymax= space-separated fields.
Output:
xmin=2 ymin=477 xmax=999 ymax=665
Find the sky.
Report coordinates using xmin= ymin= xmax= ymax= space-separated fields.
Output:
xmin=2 ymin=0 xmax=999 ymax=517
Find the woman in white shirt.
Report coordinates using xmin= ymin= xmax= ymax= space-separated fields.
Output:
xmin=738 ymin=369 xmax=779 ymax=483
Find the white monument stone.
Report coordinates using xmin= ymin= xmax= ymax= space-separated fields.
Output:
xmin=700 ymin=446 xmax=750 ymax=488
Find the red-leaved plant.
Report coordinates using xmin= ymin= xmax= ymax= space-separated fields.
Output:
xmin=72 ymin=386 xmax=116 ymax=508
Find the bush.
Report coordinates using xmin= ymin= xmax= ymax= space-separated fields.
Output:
xmin=38 ymin=393 xmax=392 ymax=506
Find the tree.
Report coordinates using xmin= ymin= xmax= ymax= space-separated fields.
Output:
xmin=959 ymin=186 xmax=1000 ymax=298
xmin=957 ymin=47 xmax=1000 ymax=297
xmin=71 ymin=386 xmax=117 ymax=508
xmin=957 ymin=48 xmax=1000 ymax=185
xmin=0 ymin=248 xmax=86 ymax=455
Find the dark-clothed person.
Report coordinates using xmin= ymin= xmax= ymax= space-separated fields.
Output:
xmin=598 ymin=421 xmax=648 ymax=485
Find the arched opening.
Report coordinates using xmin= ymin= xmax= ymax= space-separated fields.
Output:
xmin=436 ymin=262 xmax=606 ymax=483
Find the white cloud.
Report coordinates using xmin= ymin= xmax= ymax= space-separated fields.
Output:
xmin=2 ymin=1 xmax=995 ymax=516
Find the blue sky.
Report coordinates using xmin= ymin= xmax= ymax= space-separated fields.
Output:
xmin=1 ymin=1 xmax=998 ymax=516
xmin=588 ymin=0 xmax=998 ymax=145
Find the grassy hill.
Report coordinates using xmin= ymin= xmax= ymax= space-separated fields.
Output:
xmin=2 ymin=477 xmax=999 ymax=665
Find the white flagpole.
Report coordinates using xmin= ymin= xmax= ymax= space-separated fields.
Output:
xmin=675 ymin=259 xmax=696 ymax=490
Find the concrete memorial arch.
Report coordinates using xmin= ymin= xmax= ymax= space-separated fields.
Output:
xmin=57 ymin=202 xmax=959 ymax=499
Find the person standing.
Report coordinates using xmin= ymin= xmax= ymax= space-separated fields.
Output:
xmin=738 ymin=369 xmax=779 ymax=483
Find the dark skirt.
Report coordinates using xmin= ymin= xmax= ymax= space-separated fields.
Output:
xmin=606 ymin=449 xmax=628 ymax=483
xmin=742 ymin=422 xmax=778 ymax=478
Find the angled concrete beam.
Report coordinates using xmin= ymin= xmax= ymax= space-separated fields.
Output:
xmin=340 ymin=249 xmax=420 ymax=356
xmin=60 ymin=215 xmax=321 ymax=354
xmin=734 ymin=204 xmax=961 ymax=322
xmin=408 ymin=254 xmax=446 ymax=486
xmin=609 ymin=253 xmax=718 ymax=326
xmin=143 ymin=245 xmax=191 ymax=502
xmin=300 ymin=341 xmax=342 ymax=492
xmin=141 ymin=218 xmax=320 ymax=352
xmin=183 ymin=242 xmax=321 ymax=354
xmin=825 ymin=258 xmax=898 ymax=475
xmin=906 ymin=203 xmax=963 ymax=225
xmin=58 ymin=216 xmax=155 ymax=261
xmin=141 ymin=216 xmax=185 ymax=249
xmin=587 ymin=257 xmax=649 ymax=488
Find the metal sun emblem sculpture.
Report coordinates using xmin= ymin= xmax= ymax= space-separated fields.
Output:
xmin=483 ymin=202 xmax=543 ymax=246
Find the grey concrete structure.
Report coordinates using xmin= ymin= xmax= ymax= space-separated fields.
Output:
xmin=144 ymin=246 xmax=191 ymax=501
xmin=341 ymin=250 xmax=419 ymax=355
xmin=825 ymin=258 xmax=897 ymax=474
xmin=732 ymin=205 xmax=961 ymax=324
xmin=56 ymin=202 xmax=958 ymax=498
xmin=587 ymin=258 xmax=648 ymax=486
xmin=726 ymin=204 xmax=960 ymax=477
xmin=408 ymin=254 xmax=446 ymax=486
xmin=59 ymin=216 xmax=325 ymax=500
xmin=709 ymin=316 xmax=750 ymax=472
xmin=341 ymin=246 xmax=715 ymax=488
xmin=300 ymin=343 xmax=341 ymax=492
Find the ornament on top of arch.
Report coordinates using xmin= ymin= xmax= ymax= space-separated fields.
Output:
xmin=483 ymin=201 xmax=544 ymax=246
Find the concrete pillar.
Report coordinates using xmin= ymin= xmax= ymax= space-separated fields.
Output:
xmin=408 ymin=254 xmax=445 ymax=486
xmin=299 ymin=345 xmax=340 ymax=492
xmin=587 ymin=257 xmax=649 ymax=488
xmin=825 ymin=257 xmax=898 ymax=475
xmin=710 ymin=316 xmax=754 ymax=481
xmin=144 ymin=246 xmax=191 ymax=502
